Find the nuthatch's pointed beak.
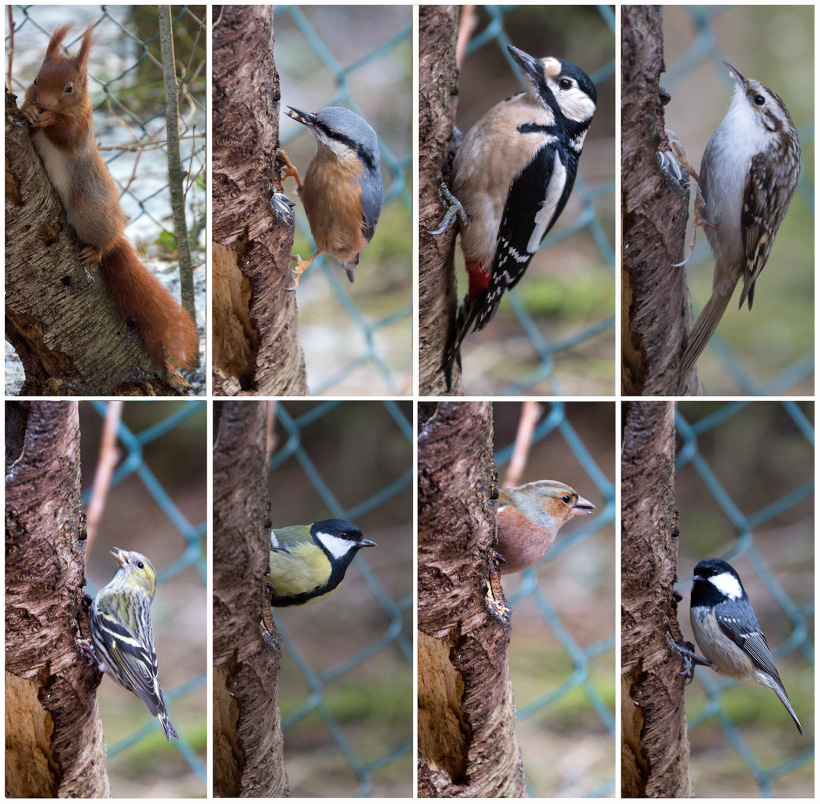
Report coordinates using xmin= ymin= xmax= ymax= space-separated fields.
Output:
xmin=286 ymin=105 xmax=317 ymax=128
xmin=572 ymin=496 xmax=595 ymax=515
xmin=111 ymin=547 xmax=128 ymax=567
xmin=723 ymin=61 xmax=747 ymax=89
xmin=508 ymin=45 xmax=542 ymax=84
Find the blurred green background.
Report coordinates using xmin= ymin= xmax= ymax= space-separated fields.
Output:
xmin=79 ymin=401 xmax=207 ymax=797
xmin=450 ymin=6 xmax=616 ymax=395
xmin=663 ymin=6 xmax=814 ymax=395
xmin=493 ymin=402 xmax=616 ymax=796
xmin=275 ymin=7 xmax=413 ymax=396
xmin=675 ymin=401 xmax=814 ymax=796
xmin=267 ymin=401 xmax=413 ymax=796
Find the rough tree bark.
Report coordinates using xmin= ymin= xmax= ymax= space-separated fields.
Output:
xmin=418 ymin=6 xmax=462 ymax=396
xmin=212 ymin=5 xmax=308 ymax=396
xmin=5 ymin=92 xmax=186 ymax=396
xmin=621 ymin=7 xmax=700 ymax=396
xmin=5 ymin=401 xmax=110 ymax=797
xmin=621 ymin=401 xmax=692 ymax=797
xmin=213 ymin=401 xmax=287 ymax=797
xmin=417 ymin=402 xmax=525 ymax=797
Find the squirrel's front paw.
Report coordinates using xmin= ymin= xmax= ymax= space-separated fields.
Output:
xmin=20 ymin=102 xmax=41 ymax=126
xmin=30 ymin=110 xmax=57 ymax=128
xmin=80 ymin=246 xmax=103 ymax=265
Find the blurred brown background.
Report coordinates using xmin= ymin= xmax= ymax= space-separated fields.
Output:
xmin=493 ymin=402 xmax=616 ymax=796
xmin=451 ymin=6 xmax=616 ymax=395
xmin=266 ymin=401 xmax=413 ymax=796
xmin=675 ymin=401 xmax=814 ymax=796
xmin=79 ymin=401 xmax=207 ymax=797
xmin=662 ymin=6 xmax=814 ymax=394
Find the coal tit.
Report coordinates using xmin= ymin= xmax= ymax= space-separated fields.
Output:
xmin=673 ymin=557 xmax=803 ymax=735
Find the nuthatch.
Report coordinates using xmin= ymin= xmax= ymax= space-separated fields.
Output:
xmin=267 ymin=519 xmax=375 ymax=607
xmin=430 ymin=45 xmax=597 ymax=386
xmin=495 ymin=480 xmax=594 ymax=574
xmin=280 ymin=106 xmax=383 ymax=289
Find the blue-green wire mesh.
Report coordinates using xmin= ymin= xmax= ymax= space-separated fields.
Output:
xmin=674 ymin=401 xmax=814 ymax=796
xmin=274 ymin=7 xmax=412 ymax=395
xmin=80 ymin=401 xmax=207 ymax=795
xmin=662 ymin=6 xmax=814 ymax=395
xmin=268 ymin=401 xmax=413 ymax=797
xmin=493 ymin=402 xmax=616 ymax=796
xmin=450 ymin=6 xmax=616 ymax=395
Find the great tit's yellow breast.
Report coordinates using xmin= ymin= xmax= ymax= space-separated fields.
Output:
xmin=301 ymin=149 xmax=368 ymax=261
xmin=269 ymin=541 xmax=333 ymax=602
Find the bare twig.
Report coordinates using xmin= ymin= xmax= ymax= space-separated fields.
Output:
xmin=266 ymin=401 xmax=278 ymax=464
xmin=503 ymin=401 xmax=542 ymax=488
xmin=85 ymin=401 xmax=123 ymax=551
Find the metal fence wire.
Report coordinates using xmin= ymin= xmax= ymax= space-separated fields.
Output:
xmin=5 ymin=6 xmax=208 ymax=391
xmin=267 ymin=401 xmax=413 ymax=797
xmin=494 ymin=402 xmax=616 ymax=796
xmin=451 ymin=5 xmax=616 ymax=396
xmin=275 ymin=6 xmax=413 ymax=395
xmin=662 ymin=6 xmax=814 ymax=395
xmin=80 ymin=401 xmax=207 ymax=795
xmin=674 ymin=401 xmax=814 ymax=796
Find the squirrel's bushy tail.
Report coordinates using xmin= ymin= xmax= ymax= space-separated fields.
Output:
xmin=100 ymin=239 xmax=198 ymax=370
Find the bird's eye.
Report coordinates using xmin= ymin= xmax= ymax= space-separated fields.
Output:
xmin=33 ymin=78 xmax=38 ymax=87
xmin=65 ymin=84 xmax=74 ymax=94
xmin=754 ymin=94 xmax=766 ymax=106
xmin=559 ymin=78 xmax=573 ymax=91
xmin=137 ymin=561 xmax=144 ymax=569
xmin=561 ymin=495 xmax=572 ymax=504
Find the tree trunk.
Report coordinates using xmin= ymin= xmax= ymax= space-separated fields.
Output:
xmin=212 ymin=5 xmax=308 ymax=396
xmin=417 ymin=402 xmax=525 ymax=797
xmin=621 ymin=401 xmax=692 ymax=797
xmin=213 ymin=401 xmax=287 ymax=797
xmin=5 ymin=401 xmax=110 ymax=797
xmin=418 ymin=6 xmax=462 ymax=396
xmin=5 ymin=92 xmax=185 ymax=396
xmin=621 ymin=7 xmax=700 ymax=396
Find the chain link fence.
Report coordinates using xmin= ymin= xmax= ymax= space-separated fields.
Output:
xmin=274 ymin=7 xmax=413 ymax=395
xmin=674 ymin=401 xmax=814 ymax=796
xmin=662 ymin=6 xmax=814 ymax=395
xmin=449 ymin=6 xmax=616 ymax=395
xmin=78 ymin=401 xmax=207 ymax=796
xmin=493 ymin=402 xmax=616 ymax=796
xmin=5 ymin=6 xmax=207 ymax=394
xmin=267 ymin=401 xmax=413 ymax=796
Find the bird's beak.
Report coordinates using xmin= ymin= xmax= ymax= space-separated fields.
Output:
xmin=723 ymin=62 xmax=747 ymax=90
xmin=572 ymin=496 xmax=595 ymax=515
xmin=358 ymin=538 xmax=377 ymax=548
xmin=111 ymin=548 xmax=128 ymax=567
xmin=508 ymin=45 xmax=542 ymax=85
xmin=286 ymin=105 xmax=317 ymax=128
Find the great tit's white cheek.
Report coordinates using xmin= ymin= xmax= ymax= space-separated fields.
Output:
xmin=709 ymin=571 xmax=743 ymax=600
xmin=316 ymin=531 xmax=357 ymax=560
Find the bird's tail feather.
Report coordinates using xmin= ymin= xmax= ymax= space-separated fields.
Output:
xmin=678 ymin=291 xmax=732 ymax=393
xmin=771 ymin=680 xmax=804 ymax=735
xmin=159 ymin=709 xmax=180 ymax=741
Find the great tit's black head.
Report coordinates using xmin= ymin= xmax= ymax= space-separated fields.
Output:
xmin=310 ymin=519 xmax=376 ymax=566
xmin=691 ymin=557 xmax=747 ymax=608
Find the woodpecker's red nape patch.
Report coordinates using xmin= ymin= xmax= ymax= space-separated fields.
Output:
xmin=466 ymin=260 xmax=491 ymax=300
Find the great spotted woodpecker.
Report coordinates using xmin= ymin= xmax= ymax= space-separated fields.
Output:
xmin=431 ymin=45 xmax=597 ymax=387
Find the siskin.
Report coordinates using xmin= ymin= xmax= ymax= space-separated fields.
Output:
xmin=81 ymin=548 xmax=179 ymax=741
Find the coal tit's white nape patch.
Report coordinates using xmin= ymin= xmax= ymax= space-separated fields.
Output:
xmin=316 ymin=530 xmax=358 ymax=560
xmin=709 ymin=570 xmax=743 ymax=600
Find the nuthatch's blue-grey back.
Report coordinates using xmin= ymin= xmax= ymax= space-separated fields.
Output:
xmin=283 ymin=106 xmax=383 ymax=287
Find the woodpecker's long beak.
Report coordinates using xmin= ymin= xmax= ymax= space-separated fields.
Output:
xmin=508 ymin=45 xmax=542 ymax=85
xmin=286 ymin=105 xmax=317 ymax=128
xmin=723 ymin=62 xmax=747 ymax=89
xmin=572 ymin=496 xmax=595 ymax=515
xmin=111 ymin=547 xmax=128 ymax=568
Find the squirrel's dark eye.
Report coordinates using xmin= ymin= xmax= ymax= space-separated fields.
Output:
xmin=33 ymin=78 xmax=38 ymax=86
xmin=754 ymin=94 xmax=766 ymax=106
xmin=137 ymin=561 xmax=145 ymax=569
xmin=559 ymin=78 xmax=572 ymax=91
xmin=65 ymin=84 xmax=74 ymax=94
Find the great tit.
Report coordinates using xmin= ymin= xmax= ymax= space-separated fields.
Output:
xmin=268 ymin=519 xmax=375 ymax=607
xmin=495 ymin=480 xmax=594 ymax=574
xmin=673 ymin=557 xmax=803 ymax=735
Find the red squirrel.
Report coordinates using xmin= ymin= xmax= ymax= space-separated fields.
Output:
xmin=20 ymin=24 xmax=199 ymax=371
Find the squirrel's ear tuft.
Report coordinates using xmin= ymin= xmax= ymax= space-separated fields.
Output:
xmin=75 ymin=26 xmax=95 ymax=72
xmin=45 ymin=24 xmax=73 ymax=59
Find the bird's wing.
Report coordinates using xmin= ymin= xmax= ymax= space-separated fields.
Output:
xmin=359 ymin=168 xmax=384 ymax=243
xmin=715 ymin=596 xmax=785 ymax=687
